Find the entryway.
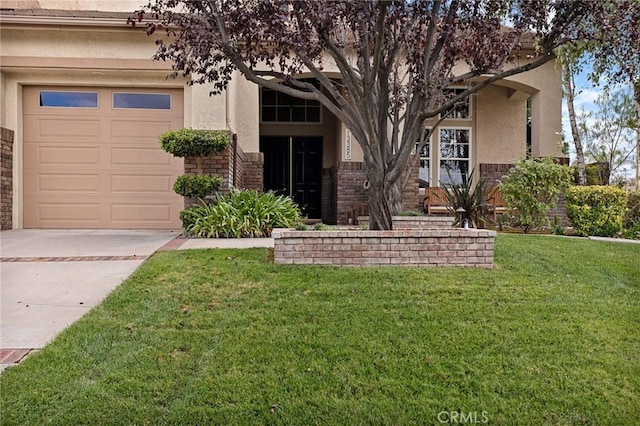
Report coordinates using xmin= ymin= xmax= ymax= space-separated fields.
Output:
xmin=260 ymin=136 xmax=322 ymax=218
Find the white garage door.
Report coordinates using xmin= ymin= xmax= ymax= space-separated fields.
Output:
xmin=23 ymin=86 xmax=184 ymax=229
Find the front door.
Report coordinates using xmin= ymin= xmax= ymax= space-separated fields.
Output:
xmin=260 ymin=136 xmax=322 ymax=218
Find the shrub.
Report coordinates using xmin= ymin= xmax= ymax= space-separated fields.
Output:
xmin=624 ymin=190 xmax=640 ymax=229
xmin=565 ymin=186 xmax=628 ymax=237
xmin=173 ymin=174 xmax=222 ymax=198
xmin=499 ymin=159 xmax=572 ymax=233
xmin=441 ymin=169 xmax=490 ymax=228
xmin=159 ymin=128 xmax=230 ymax=158
xmin=182 ymin=190 xmax=302 ymax=238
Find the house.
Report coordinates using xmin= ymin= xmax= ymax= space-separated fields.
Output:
xmin=0 ymin=0 xmax=565 ymax=230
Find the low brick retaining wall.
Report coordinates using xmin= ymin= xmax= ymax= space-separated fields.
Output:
xmin=357 ymin=215 xmax=454 ymax=229
xmin=273 ymin=229 xmax=496 ymax=267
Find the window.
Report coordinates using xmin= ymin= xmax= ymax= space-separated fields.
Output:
xmin=261 ymin=79 xmax=321 ymax=123
xmin=442 ymin=88 xmax=470 ymax=119
xmin=39 ymin=91 xmax=98 ymax=108
xmin=439 ymin=128 xmax=471 ymax=186
xmin=113 ymin=93 xmax=171 ymax=109
xmin=417 ymin=130 xmax=432 ymax=188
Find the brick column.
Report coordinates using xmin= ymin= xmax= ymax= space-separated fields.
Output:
xmin=1 ymin=128 xmax=14 ymax=230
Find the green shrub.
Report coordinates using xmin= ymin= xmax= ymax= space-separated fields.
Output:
xmin=397 ymin=210 xmax=425 ymax=217
xmin=499 ymin=159 xmax=572 ymax=233
xmin=624 ymin=190 xmax=640 ymax=229
xmin=173 ymin=174 xmax=222 ymax=198
xmin=565 ymin=186 xmax=628 ymax=237
xmin=159 ymin=128 xmax=230 ymax=158
xmin=441 ymin=168 xmax=490 ymax=228
xmin=182 ymin=190 xmax=302 ymax=238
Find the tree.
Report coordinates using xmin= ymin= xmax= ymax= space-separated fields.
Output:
xmin=582 ymin=0 xmax=640 ymax=189
xmin=133 ymin=0 xmax=600 ymax=230
xmin=557 ymin=46 xmax=588 ymax=185
xmin=581 ymin=86 xmax=637 ymax=186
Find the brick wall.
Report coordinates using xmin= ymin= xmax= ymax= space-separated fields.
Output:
xmin=1 ymin=128 xmax=14 ymax=230
xmin=401 ymin=156 xmax=423 ymax=211
xmin=335 ymin=162 xmax=368 ymax=224
xmin=479 ymin=163 xmax=513 ymax=187
xmin=322 ymin=169 xmax=332 ymax=224
xmin=183 ymin=138 xmax=264 ymax=207
xmin=273 ymin=229 xmax=496 ymax=268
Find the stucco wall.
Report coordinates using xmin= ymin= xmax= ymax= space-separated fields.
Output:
xmin=475 ymin=85 xmax=527 ymax=165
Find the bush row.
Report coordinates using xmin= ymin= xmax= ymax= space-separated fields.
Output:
xmin=565 ymin=186 xmax=632 ymax=237
xmin=181 ymin=190 xmax=302 ymax=238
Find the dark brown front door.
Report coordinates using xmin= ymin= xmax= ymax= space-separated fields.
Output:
xmin=260 ymin=136 xmax=322 ymax=218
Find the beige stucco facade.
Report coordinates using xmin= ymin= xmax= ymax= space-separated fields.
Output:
xmin=0 ymin=4 xmax=564 ymax=228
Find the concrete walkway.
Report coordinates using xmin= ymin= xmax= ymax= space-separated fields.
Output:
xmin=0 ymin=230 xmax=274 ymax=372
xmin=0 ymin=230 xmax=180 ymax=371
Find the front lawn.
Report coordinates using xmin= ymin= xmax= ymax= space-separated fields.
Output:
xmin=1 ymin=234 xmax=639 ymax=425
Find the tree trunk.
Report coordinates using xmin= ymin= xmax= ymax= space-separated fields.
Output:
xmin=635 ymin=83 xmax=640 ymax=190
xmin=389 ymin=180 xmax=404 ymax=216
xmin=367 ymin=173 xmax=393 ymax=230
xmin=563 ymin=61 xmax=587 ymax=185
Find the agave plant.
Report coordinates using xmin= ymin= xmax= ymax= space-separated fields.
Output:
xmin=441 ymin=168 xmax=490 ymax=228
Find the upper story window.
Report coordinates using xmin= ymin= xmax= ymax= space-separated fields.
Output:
xmin=261 ymin=79 xmax=321 ymax=123
xmin=442 ymin=88 xmax=471 ymax=119
xmin=113 ymin=93 xmax=171 ymax=110
xmin=39 ymin=91 xmax=98 ymax=108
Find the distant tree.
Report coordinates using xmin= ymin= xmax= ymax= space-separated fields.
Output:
xmin=557 ymin=46 xmax=587 ymax=185
xmin=581 ymin=87 xmax=637 ymax=186
xmin=582 ymin=0 xmax=640 ymax=189
xmin=134 ymin=0 xmax=603 ymax=229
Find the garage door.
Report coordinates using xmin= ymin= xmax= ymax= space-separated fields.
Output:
xmin=23 ymin=86 xmax=184 ymax=229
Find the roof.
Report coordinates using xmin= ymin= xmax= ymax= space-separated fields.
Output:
xmin=0 ymin=8 xmax=139 ymax=27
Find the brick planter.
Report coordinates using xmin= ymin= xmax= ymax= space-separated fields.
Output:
xmin=357 ymin=215 xmax=454 ymax=229
xmin=273 ymin=229 xmax=496 ymax=268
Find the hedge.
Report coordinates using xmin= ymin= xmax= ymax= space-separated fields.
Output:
xmin=565 ymin=186 xmax=628 ymax=237
xmin=159 ymin=128 xmax=230 ymax=158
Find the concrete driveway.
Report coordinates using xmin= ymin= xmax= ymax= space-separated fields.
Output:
xmin=0 ymin=229 xmax=179 ymax=369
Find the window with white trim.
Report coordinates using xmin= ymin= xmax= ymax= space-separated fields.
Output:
xmin=439 ymin=128 xmax=471 ymax=186
xmin=417 ymin=129 xmax=432 ymax=188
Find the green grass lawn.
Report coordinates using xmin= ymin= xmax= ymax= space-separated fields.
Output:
xmin=1 ymin=234 xmax=639 ymax=425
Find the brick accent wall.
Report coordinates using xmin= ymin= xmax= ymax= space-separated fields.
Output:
xmin=241 ymin=152 xmax=264 ymax=191
xmin=479 ymin=163 xmax=513 ymax=187
xmin=321 ymin=169 xmax=332 ymax=224
xmin=183 ymin=138 xmax=264 ymax=207
xmin=401 ymin=156 xmax=423 ymax=211
xmin=335 ymin=162 xmax=368 ymax=224
xmin=273 ymin=229 xmax=496 ymax=267
xmin=1 ymin=128 xmax=14 ymax=230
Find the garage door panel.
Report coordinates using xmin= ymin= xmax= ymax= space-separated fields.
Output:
xmin=26 ymin=202 xmax=101 ymax=224
xmin=37 ymin=173 xmax=101 ymax=193
xmin=111 ymin=203 xmax=174 ymax=224
xmin=28 ymin=146 xmax=101 ymax=167
xmin=111 ymin=147 xmax=173 ymax=167
xmin=111 ymin=120 xmax=173 ymax=140
xmin=38 ymin=118 xmax=101 ymax=139
xmin=111 ymin=174 xmax=173 ymax=193
xmin=23 ymin=86 xmax=184 ymax=229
